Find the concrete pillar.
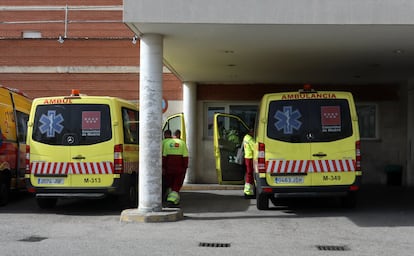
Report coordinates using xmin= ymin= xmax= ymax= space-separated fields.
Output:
xmin=183 ymin=82 xmax=197 ymax=183
xmin=138 ymin=34 xmax=163 ymax=212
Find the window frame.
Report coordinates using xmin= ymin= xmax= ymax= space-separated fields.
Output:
xmin=204 ymin=102 xmax=258 ymax=139
xmin=356 ymin=103 xmax=379 ymax=140
xmin=122 ymin=107 xmax=139 ymax=145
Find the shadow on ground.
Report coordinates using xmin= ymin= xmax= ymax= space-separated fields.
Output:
xmin=179 ymin=184 xmax=414 ymax=227
xmin=2 ymin=184 xmax=414 ymax=228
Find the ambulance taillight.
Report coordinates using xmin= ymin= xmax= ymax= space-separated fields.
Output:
xmin=356 ymin=140 xmax=361 ymax=171
xmin=114 ymin=144 xmax=124 ymax=174
xmin=258 ymin=143 xmax=266 ymax=173
xmin=25 ymin=145 xmax=30 ymax=174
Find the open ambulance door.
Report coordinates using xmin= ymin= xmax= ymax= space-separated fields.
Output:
xmin=163 ymin=113 xmax=186 ymax=141
xmin=213 ymin=113 xmax=249 ymax=185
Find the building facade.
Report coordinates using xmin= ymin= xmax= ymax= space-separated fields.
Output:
xmin=1 ymin=1 xmax=412 ymax=195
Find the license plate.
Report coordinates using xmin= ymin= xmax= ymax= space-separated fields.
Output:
xmin=37 ymin=178 xmax=64 ymax=185
xmin=275 ymin=176 xmax=304 ymax=184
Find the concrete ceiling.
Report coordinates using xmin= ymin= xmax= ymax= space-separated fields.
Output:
xmin=133 ymin=23 xmax=414 ymax=86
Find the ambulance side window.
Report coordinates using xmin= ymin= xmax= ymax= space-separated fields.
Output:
xmin=16 ymin=111 xmax=29 ymax=143
xmin=122 ymin=108 xmax=139 ymax=145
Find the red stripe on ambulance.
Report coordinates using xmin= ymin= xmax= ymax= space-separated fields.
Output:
xmin=30 ymin=162 xmax=114 ymax=175
xmin=267 ymin=159 xmax=356 ymax=173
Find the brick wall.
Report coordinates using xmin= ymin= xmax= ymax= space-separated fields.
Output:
xmin=0 ymin=1 xmax=183 ymax=101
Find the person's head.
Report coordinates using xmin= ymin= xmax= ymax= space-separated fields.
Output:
xmin=174 ymin=129 xmax=181 ymax=139
xmin=164 ymin=129 xmax=172 ymax=139
xmin=248 ymin=128 xmax=254 ymax=136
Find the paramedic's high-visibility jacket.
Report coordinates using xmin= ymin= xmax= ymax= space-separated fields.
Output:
xmin=162 ymin=138 xmax=189 ymax=174
xmin=243 ymin=133 xmax=255 ymax=159
xmin=162 ymin=138 xmax=189 ymax=195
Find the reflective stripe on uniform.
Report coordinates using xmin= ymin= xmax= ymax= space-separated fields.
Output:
xmin=167 ymin=191 xmax=180 ymax=204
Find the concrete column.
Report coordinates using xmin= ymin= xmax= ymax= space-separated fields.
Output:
xmin=183 ymin=82 xmax=197 ymax=183
xmin=138 ymin=34 xmax=163 ymax=212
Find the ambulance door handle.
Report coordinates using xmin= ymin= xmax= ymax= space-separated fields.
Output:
xmin=312 ymin=153 xmax=327 ymax=157
xmin=72 ymin=155 xmax=85 ymax=160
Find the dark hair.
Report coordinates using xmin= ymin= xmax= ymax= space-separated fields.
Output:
xmin=164 ymin=129 xmax=172 ymax=138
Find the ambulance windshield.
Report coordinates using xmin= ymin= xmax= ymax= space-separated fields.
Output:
xmin=267 ymin=99 xmax=353 ymax=143
xmin=32 ymin=104 xmax=112 ymax=145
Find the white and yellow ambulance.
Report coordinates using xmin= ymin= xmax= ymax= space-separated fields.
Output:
xmin=25 ymin=90 xmax=139 ymax=209
xmin=214 ymin=86 xmax=361 ymax=210
xmin=0 ymin=86 xmax=31 ymax=206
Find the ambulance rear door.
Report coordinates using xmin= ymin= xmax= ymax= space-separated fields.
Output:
xmin=264 ymin=100 xmax=313 ymax=187
xmin=306 ymin=98 xmax=358 ymax=186
xmin=213 ymin=113 xmax=249 ymax=185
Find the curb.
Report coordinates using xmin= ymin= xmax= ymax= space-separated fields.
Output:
xmin=120 ymin=208 xmax=184 ymax=223
xmin=181 ymin=184 xmax=243 ymax=191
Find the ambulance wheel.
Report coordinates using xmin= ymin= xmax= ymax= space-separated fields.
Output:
xmin=256 ymin=192 xmax=269 ymax=210
xmin=37 ymin=198 xmax=57 ymax=209
xmin=341 ymin=191 xmax=357 ymax=208
xmin=0 ymin=180 xmax=10 ymax=206
xmin=119 ymin=181 xmax=138 ymax=208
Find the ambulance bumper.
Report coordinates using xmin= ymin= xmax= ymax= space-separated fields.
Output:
xmin=255 ymin=174 xmax=361 ymax=198
xmin=35 ymin=192 xmax=107 ymax=199
xmin=25 ymin=175 xmax=133 ymax=199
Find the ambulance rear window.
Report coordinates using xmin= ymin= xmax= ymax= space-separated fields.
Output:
xmin=267 ymin=99 xmax=353 ymax=143
xmin=32 ymin=104 xmax=111 ymax=145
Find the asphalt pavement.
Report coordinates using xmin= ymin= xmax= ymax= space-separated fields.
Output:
xmin=1 ymin=184 xmax=414 ymax=256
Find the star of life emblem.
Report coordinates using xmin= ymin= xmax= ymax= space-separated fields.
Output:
xmin=274 ymin=106 xmax=302 ymax=134
xmin=39 ymin=110 xmax=64 ymax=137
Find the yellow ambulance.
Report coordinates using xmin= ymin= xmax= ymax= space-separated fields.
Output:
xmin=0 ymin=85 xmax=31 ymax=206
xmin=214 ymin=86 xmax=361 ymax=210
xmin=25 ymin=90 xmax=139 ymax=209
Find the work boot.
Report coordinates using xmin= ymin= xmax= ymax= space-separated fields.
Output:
xmin=244 ymin=183 xmax=254 ymax=196
xmin=163 ymin=187 xmax=172 ymax=201
xmin=166 ymin=191 xmax=180 ymax=206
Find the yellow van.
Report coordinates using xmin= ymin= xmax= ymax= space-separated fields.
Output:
xmin=25 ymin=90 xmax=139 ymax=209
xmin=214 ymin=86 xmax=361 ymax=210
xmin=0 ymin=86 xmax=31 ymax=206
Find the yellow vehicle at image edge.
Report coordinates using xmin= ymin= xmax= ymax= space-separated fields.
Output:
xmin=214 ymin=86 xmax=361 ymax=210
xmin=0 ymin=86 xmax=31 ymax=206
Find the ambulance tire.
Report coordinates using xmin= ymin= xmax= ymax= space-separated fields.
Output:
xmin=0 ymin=179 xmax=10 ymax=207
xmin=341 ymin=191 xmax=357 ymax=208
xmin=119 ymin=179 xmax=138 ymax=209
xmin=37 ymin=198 xmax=57 ymax=209
xmin=256 ymin=192 xmax=269 ymax=210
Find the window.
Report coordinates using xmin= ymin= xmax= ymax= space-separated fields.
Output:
xmin=205 ymin=103 xmax=257 ymax=138
xmin=16 ymin=111 xmax=29 ymax=143
xmin=229 ymin=105 xmax=257 ymax=128
xmin=32 ymin=104 xmax=112 ymax=146
xmin=356 ymin=104 xmax=378 ymax=140
xmin=267 ymin=99 xmax=352 ymax=143
xmin=206 ymin=106 xmax=225 ymax=138
xmin=122 ymin=108 xmax=139 ymax=144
